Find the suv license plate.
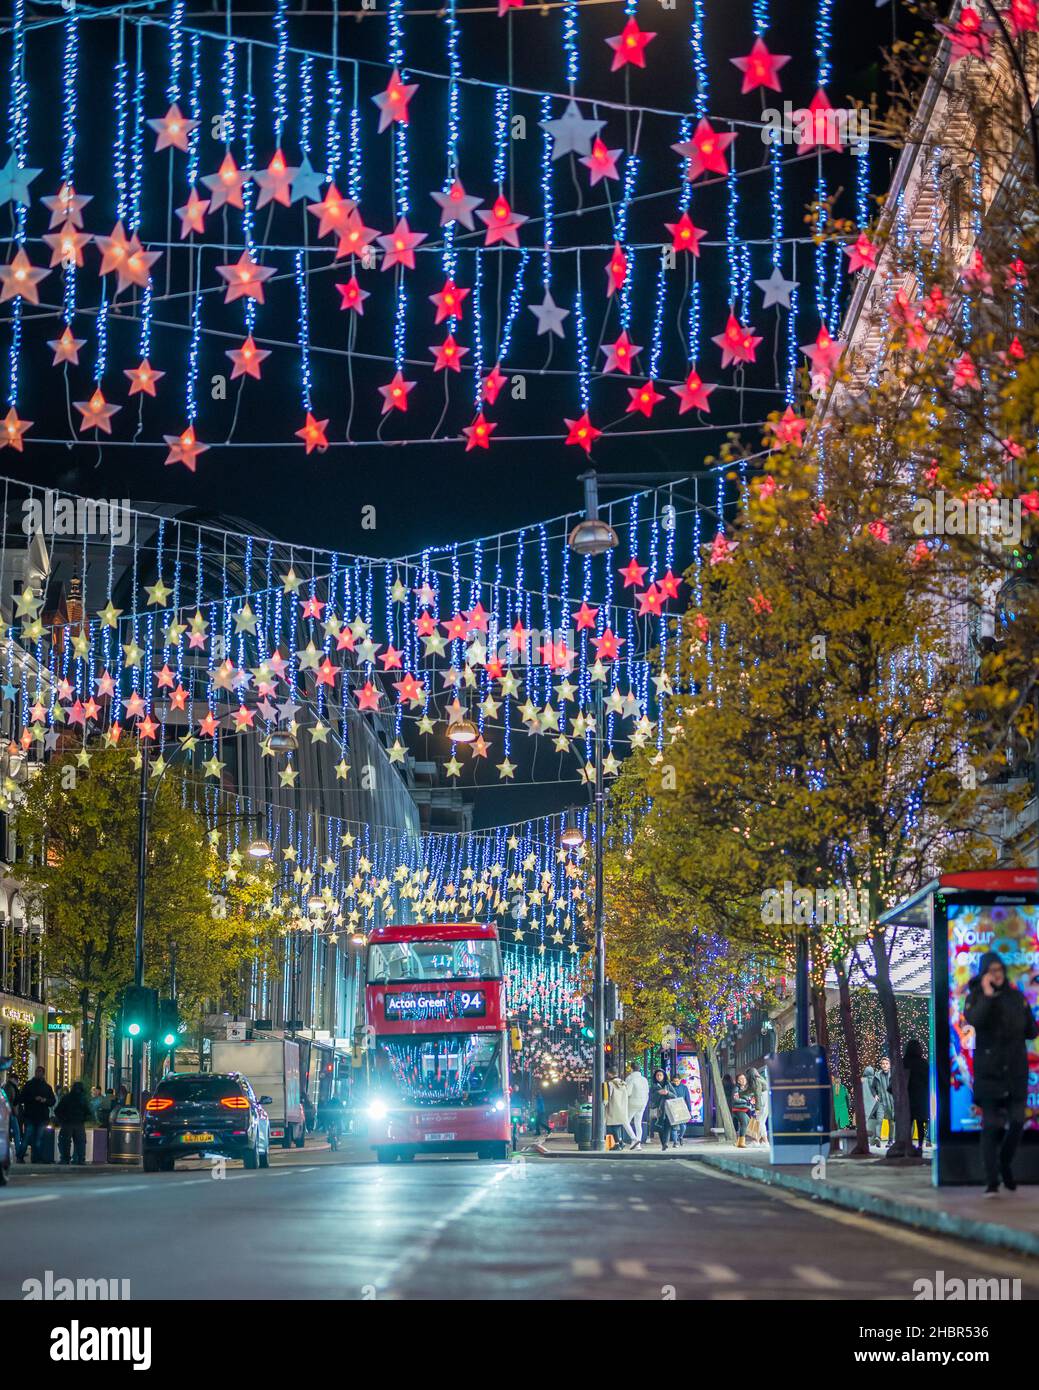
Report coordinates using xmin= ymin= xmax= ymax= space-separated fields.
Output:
xmin=181 ymin=1132 xmax=214 ymax=1143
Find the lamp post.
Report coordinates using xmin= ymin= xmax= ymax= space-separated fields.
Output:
xmin=567 ymin=471 xmax=618 ymax=1152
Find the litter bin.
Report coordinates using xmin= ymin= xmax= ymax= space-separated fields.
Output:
xmin=570 ymin=1108 xmax=593 ymax=1151
xmin=107 ymin=1106 xmax=143 ymax=1166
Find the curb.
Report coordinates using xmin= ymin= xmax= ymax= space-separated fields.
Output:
xmin=690 ymin=1152 xmax=1039 ymax=1260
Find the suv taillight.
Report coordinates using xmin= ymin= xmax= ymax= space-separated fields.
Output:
xmin=146 ymin=1097 xmax=173 ymax=1112
xmin=219 ymin=1095 xmax=250 ymax=1110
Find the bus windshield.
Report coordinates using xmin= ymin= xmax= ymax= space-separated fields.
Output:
xmin=373 ymin=1033 xmax=505 ymax=1108
xmin=367 ymin=936 xmax=502 ymax=983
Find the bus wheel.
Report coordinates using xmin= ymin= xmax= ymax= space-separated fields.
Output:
xmin=375 ymin=1148 xmax=397 ymax=1164
xmin=398 ymin=1151 xmax=416 ymax=1162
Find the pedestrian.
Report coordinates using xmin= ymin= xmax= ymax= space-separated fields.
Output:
xmin=534 ymin=1090 xmax=550 ymax=1137
xmin=832 ymin=1077 xmax=851 ymax=1133
xmin=903 ymin=1038 xmax=930 ymax=1156
xmin=730 ymin=1072 xmax=754 ymax=1148
xmin=605 ymin=1069 xmax=637 ymax=1150
xmin=964 ymin=950 xmax=1038 ymax=1196
xmin=873 ymin=1057 xmax=895 ymax=1146
xmin=1 ymin=1068 xmax=21 ymax=1160
xmin=54 ymin=1080 xmax=91 ymax=1165
xmin=861 ymin=1065 xmax=883 ymax=1148
xmin=747 ymin=1066 xmax=769 ymax=1144
xmin=720 ymin=1072 xmax=735 ymax=1131
xmin=649 ymin=1067 xmax=677 ymax=1151
xmin=625 ymin=1063 xmax=649 ymax=1149
xmin=88 ymin=1086 xmax=103 ymax=1126
xmin=16 ymin=1065 xmax=55 ymax=1163
xmin=98 ymin=1087 xmax=116 ymax=1127
xmin=671 ymin=1074 xmax=694 ymax=1147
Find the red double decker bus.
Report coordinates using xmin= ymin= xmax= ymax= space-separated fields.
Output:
xmin=364 ymin=922 xmax=512 ymax=1163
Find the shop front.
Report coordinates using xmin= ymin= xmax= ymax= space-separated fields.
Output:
xmin=0 ymin=993 xmax=47 ymax=1082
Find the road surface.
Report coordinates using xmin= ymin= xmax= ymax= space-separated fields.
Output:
xmin=2 ymin=1144 xmax=1035 ymax=1300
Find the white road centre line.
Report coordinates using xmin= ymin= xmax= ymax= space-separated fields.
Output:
xmin=793 ymin=1265 xmax=845 ymax=1289
xmin=0 ymin=1194 xmax=61 ymax=1210
xmin=700 ymin=1263 xmax=740 ymax=1283
xmin=571 ymin=1258 xmax=604 ymax=1278
xmin=614 ymin=1259 xmax=650 ymax=1279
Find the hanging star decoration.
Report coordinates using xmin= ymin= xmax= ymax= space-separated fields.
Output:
xmin=217 ymin=251 xmax=276 ymax=304
xmin=227 ymin=335 xmax=270 ymax=380
xmin=477 ymin=194 xmax=527 ymax=247
xmin=671 ymin=369 xmax=716 ymax=414
xmin=148 ymin=104 xmax=199 ymax=153
xmin=528 ymin=288 xmax=569 ymax=338
xmin=606 ymin=17 xmax=656 ymax=70
xmin=0 ymin=248 xmax=49 ymax=305
xmin=0 ymin=154 xmax=41 ymax=207
xmin=125 ymin=359 xmax=164 ymax=396
xmin=254 ymin=150 xmax=299 ymax=209
xmin=672 ymin=118 xmax=736 ymax=180
xmin=74 ymin=388 xmax=121 ymax=435
xmin=755 ymin=265 xmax=798 ymax=309
xmin=202 ymin=153 xmax=248 ymax=211
xmin=373 ymin=69 xmax=418 ymax=132
xmin=540 ymin=100 xmax=605 ymax=160
xmin=163 ymin=425 xmax=209 ymax=472
xmin=48 ymin=327 xmax=85 ymax=366
xmin=731 ymin=38 xmax=790 ymax=93
xmin=430 ymin=178 xmax=483 ymax=230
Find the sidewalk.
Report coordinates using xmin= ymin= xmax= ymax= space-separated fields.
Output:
xmin=524 ymin=1131 xmax=1039 ymax=1258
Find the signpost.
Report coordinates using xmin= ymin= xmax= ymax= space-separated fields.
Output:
xmin=767 ymin=1045 xmax=831 ymax=1165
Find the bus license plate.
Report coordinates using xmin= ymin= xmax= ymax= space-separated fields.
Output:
xmin=424 ymin=1132 xmax=455 ymax=1142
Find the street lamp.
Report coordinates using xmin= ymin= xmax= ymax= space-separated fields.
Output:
xmin=247 ymin=837 xmax=272 ymax=859
xmin=560 ymin=812 xmax=585 ymax=850
xmin=267 ymin=729 xmax=298 ymax=753
xmin=447 ymin=714 xmax=479 ymax=744
xmin=568 ymin=471 xmax=619 ymax=557
xmin=567 ymin=474 xmax=612 ymax=1152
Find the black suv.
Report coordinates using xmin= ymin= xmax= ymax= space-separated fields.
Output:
xmin=143 ymin=1072 xmax=272 ymax=1172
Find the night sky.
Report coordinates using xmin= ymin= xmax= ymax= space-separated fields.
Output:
xmin=5 ymin=0 xmax=898 ymax=563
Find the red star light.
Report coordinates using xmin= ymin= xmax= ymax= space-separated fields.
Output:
xmin=845 ymin=233 xmax=878 ymax=274
xmin=74 ymin=388 xmax=121 ymax=435
xmin=336 ymin=209 xmax=380 ymax=259
xmin=605 ymin=17 xmax=656 ymax=70
xmin=620 ymin=558 xmax=648 ymax=589
xmin=463 ymin=413 xmax=497 ymax=451
xmin=477 ymin=194 xmax=528 ymax=247
xmin=226 ymin=335 xmax=270 ymax=381
xmin=671 ymin=369 xmax=716 ymax=414
xmin=42 ymin=223 xmax=91 ymax=268
xmin=49 ymin=327 xmax=85 ymax=366
xmin=254 ymin=150 xmax=298 ymax=209
xmin=712 ymin=313 xmax=762 ymax=368
xmin=125 ymin=359 xmax=164 ymax=396
xmin=378 ymin=217 xmax=427 ymax=272
xmin=672 ymin=118 xmax=736 ymax=180
xmin=482 ymin=363 xmax=508 ymax=404
xmin=665 ymin=212 xmax=706 ymax=256
xmin=176 ymin=188 xmax=209 ymax=238
xmin=626 ymin=382 xmax=664 ymax=417
xmin=373 ymin=69 xmax=418 ymax=133
xmin=769 ymin=406 xmax=807 ymax=449
xmin=592 ymin=628 xmax=625 ymax=660
xmin=355 ymin=682 xmax=383 ymax=712
xmin=296 ymin=412 xmax=330 ymax=454
xmin=564 ymin=413 xmax=601 ymax=454
xmin=163 ymin=425 xmax=209 ymax=472
xmin=148 ymin=103 xmax=198 ymax=153
xmin=579 ymin=139 xmax=622 ymax=186
xmin=605 ymin=243 xmax=628 ymax=298
xmin=796 ymin=90 xmax=845 ymax=153
xmin=202 ymin=153 xmax=247 ymax=211
xmin=307 ymin=184 xmax=354 ymax=239
xmin=217 ymin=251 xmax=276 ymax=304
xmin=731 ymin=38 xmax=790 ymax=93
xmin=378 ymin=371 xmax=416 ymax=415
xmin=430 ymin=335 xmax=469 ymax=373
xmin=430 ymin=279 xmax=470 ymax=324
xmin=336 ymin=276 xmax=369 ymax=316
xmin=601 ymin=329 xmax=642 ymax=375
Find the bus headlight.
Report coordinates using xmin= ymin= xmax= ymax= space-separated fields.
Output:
xmin=368 ymin=1099 xmax=388 ymax=1120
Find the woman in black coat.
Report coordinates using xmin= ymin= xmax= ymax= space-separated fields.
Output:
xmin=902 ymin=1038 xmax=930 ymax=1156
xmin=649 ymin=1068 xmax=677 ymax=1151
xmin=963 ymin=950 xmax=1039 ymax=1195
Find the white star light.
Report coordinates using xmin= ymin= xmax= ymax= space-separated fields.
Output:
xmin=755 ymin=265 xmax=799 ymax=310
xmin=539 ymin=100 xmax=605 ymax=160
xmin=528 ymin=288 xmax=570 ymax=338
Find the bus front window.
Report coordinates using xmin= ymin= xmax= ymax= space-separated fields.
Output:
xmin=367 ymin=937 xmax=502 ymax=983
xmin=373 ymin=1034 xmax=504 ymax=1108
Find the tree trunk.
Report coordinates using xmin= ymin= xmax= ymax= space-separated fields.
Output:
xmin=707 ymin=1043 xmax=736 ymax=1142
xmin=835 ymin=954 xmax=871 ymax=1157
xmin=80 ymin=990 xmax=103 ymax=1087
xmin=868 ymin=932 xmax=915 ymax=1159
xmin=811 ymin=984 xmax=830 ymax=1054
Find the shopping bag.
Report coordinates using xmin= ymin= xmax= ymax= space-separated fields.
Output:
xmin=664 ymin=1097 xmax=691 ymax=1126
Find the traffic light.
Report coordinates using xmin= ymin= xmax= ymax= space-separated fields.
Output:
xmin=580 ymin=993 xmax=595 ymax=1042
xmin=157 ymin=998 xmax=181 ymax=1050
xmin=605 ymin=980 xmax=620 ymax=1025
xmin=120 ymin=985 xmax=158 ymax=1041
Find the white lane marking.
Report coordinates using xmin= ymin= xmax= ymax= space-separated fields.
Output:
xmin=677 ymin=1205 xmax=700 ymax=1214
xmin=700 ymin=1263 xmax=740 ymax=1283
xmin=614 ymin=1259 xmax=650 ymax=1279
xmin=0 ymin=1195 xmax=61 ymax=1210
xmin=571 ymin=1258 xmax=604 ymax=1277
xmin=793 ymin=1265 xmax=844 ymax=1289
